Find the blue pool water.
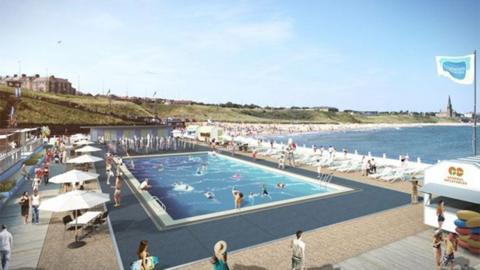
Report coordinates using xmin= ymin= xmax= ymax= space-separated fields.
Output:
xmin=264 ymin=126 xmax=478 ymax=164
xmin=125 ymin=153 xmax=331 ymax=220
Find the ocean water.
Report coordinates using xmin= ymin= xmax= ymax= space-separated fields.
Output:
xmin=125 ymin=153 xmax=331 ymax=220
xmin=264 ymin=126 xmax=478 ymax=164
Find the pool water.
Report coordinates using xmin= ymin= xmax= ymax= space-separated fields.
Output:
xmin=125 ymin=153 xmax=333 ymax=220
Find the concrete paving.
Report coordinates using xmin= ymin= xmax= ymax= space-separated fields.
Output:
xmin=0 ymin=164 xmax=63 ymax=270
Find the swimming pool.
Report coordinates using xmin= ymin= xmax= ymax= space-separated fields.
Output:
xmin=121 ymin=152 xmax=353 ymax=227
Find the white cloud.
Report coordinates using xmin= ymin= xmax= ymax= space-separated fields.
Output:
xmin=83 ymin=13 xmax=123 ymax=31
xmin=225 ymin=20 xmax=293 ymax=42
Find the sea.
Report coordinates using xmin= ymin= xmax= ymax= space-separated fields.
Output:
xmin=264 ymin=125 xmax=478 ymax=164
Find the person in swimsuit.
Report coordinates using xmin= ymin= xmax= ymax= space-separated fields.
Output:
xmin=231 ymin=186 xmax=243 ymax=209
xmin=136 ymin=240 xmax=149 ymax=270
xmin=114 ymin=176 xmax=122 ymax=207
xmin=276 ymin=183 xmax=286 ymax=189
xmin=443 ymin=233 xmax=457 ymax=270
xmin=436 ymin=200 xmax=445 ymax=229
xmin=432 ymin=230 xmax=442 ymax=270
xmin=261 ymin=184 xmax=270 ymax=197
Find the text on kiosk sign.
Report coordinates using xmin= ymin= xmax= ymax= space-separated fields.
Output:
xmin=444 ymin=166 xmax=467 ymax=185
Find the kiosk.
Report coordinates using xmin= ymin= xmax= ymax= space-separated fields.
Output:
xmin=421 ymin=156 xmax=480 ymax=232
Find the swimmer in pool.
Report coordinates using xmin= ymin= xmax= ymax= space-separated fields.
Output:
xmin=261 ymin=184 xmax=270 ymax=197
xmin=204 ymin=191 xmax=215 ymax=199
xmin=232 ymin=173 xmax=241 ymax=180
xmin=276 ymin=182 xmax=286 ymax=189
xmin=140 ymin=178 xmax=152 ymax=191
xmin=248 ymin=192 xmax=257 ymax=205
xmin=232 ymin=186 xmax=243 ymax=209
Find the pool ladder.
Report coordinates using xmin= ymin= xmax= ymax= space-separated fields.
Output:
xmin=151 ymin=196 xmax=167 ymax=210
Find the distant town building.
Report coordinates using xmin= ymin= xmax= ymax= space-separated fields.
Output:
xmin=436 ymin=96 xmax=455 ymax=118
xmin=0 ymin=74 xmax=76 ymax=95
xmin=162 ymin=99 xmax=193 ymax=105
xmin=315 ymin=106 xmax=339 ymax=112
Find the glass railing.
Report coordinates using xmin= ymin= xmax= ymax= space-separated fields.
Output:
xmin=0 ymin=138 xmax=43 ymax=174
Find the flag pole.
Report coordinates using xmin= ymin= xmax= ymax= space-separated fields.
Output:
xmin=474 ymin=49 xmax=477 ymax=156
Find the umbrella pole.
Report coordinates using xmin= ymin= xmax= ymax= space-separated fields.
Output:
xmin=74 ymin=210 xmax=78 ymax=242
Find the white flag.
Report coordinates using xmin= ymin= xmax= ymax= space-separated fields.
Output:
xmin=436 ymin=54 xmax=475 ymax=85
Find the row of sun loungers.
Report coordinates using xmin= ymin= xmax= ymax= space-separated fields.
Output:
xmin=250 ymin=143 xmax=427 ymax=183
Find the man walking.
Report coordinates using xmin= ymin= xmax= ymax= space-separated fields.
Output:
xmin=291 ymin=230 xmax=305 ymax=270
xmin=0 ymin=224 xmax=13 ymax=270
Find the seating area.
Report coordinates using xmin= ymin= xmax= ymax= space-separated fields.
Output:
xmin=250 ymin=141 xmax=428 ymax=184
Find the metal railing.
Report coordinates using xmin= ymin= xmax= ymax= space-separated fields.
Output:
xmin=151 ymin=195 xmax=167 ymax=210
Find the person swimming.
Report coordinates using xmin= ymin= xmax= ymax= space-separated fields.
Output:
xmin=248 ymin=192 xmax=258 ymax=205
xmin=261 ymin=184 xmax=269 ymax=197
xmin=204 ymin=191 xmax=215 ymax=199
xmin=156 ymin=164 xmax=164 ymax=172
xmin=173 ymin=181 xmax=194 ymax=191
xmin=231 ymin=173 xmax=241 ymax=180
xmin=276 ymin=182 xmax=286 ymax=189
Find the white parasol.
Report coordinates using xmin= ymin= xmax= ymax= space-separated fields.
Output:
xmin=48 ymin=169 xmax=99 ymax=184
xmin=66 ymin=154 xmax=103 ymax=164
xmin=75 ymin=146 xmax=102 ymax=153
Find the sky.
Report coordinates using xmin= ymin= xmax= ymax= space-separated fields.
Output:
xmin=0 ymin=0 xmax=479 ymax=112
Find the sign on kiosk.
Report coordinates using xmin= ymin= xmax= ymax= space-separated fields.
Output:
xmin=426 ymin=161 xmax=480 ymax=191
xmin=421 ymin=158 xmax=480 ymax=233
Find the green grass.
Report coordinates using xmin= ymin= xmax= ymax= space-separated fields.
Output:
xmin=24 ymin=151 xmax=43 ymax=166
xmin=0 ymin=180 xmax=16 ymax=192
xmin=0 ymin=85 xmax=459 ymax=125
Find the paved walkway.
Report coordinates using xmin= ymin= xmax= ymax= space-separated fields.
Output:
xmin=179 ymin=204 xmax=427 ymax=269
xmin=36 ymin=153 xmax=120 ymax=270
xmin=0 ymin=164 xmax=63 ymax=270
xmin=336 ymin=229 xmax=480 ymax=270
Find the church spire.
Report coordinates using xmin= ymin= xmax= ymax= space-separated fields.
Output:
xmin=447 ymin=95 xmax=453 ymax=117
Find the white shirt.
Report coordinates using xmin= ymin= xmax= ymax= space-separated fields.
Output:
xmin=0 ymin=229 xmax=13 ymax=251
xmin=31 ymin=194 xmax=40 ymax=206
xmin=292 ymin=238 xmax=305 ymax=258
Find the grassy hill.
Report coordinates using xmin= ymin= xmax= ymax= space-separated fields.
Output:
xmin=0 ymin=85 xmax=458 ymax=126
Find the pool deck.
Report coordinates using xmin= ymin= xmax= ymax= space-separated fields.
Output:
xmin=102 ymin=146 xmax=413 ymax=268
xmin=0 ymin=165 xmax=62 ymax=270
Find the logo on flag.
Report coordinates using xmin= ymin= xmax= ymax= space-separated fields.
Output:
xmin=436 ymin=54 xmax=475 ymax=85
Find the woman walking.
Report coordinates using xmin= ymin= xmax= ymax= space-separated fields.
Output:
xmin=436 ymin=200 xmax=445 ymax=229
xmin=210 ymin=240 xmax=229 ymax=270
xmin=432 ymin=230 xmax=442 ymax=270
xmin=19 ymin=192 xmax=30 ymax=224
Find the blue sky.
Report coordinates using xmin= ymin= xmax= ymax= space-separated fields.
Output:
xmin=0 ymin=0 xmax=479 ymax=112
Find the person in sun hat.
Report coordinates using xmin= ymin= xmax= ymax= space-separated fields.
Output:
xmin=210 ymin=240 xmax=229 ymax=270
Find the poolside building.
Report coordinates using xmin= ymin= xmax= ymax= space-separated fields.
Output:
xmin=421 ymin=156 xmax=480 ymax=232
xmin=83 ymin=125 xmax=173 ymax=142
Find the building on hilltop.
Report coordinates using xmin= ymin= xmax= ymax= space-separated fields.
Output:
xmin=0 ymin=74 xmax=76 ymax=95
xmin=314 ymin=106 xmax=339 ymax=112
xmin=436 ymin=96 xmax=455 ymax=118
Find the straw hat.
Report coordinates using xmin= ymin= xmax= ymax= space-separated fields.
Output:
xmin=214 ymin=240 xmax=227 ymax=255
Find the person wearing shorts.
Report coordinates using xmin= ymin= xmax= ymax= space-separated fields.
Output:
xmin=114 ymin=176 xmax=122 ymax=207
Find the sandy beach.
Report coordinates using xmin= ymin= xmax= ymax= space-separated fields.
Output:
xmin=208 ymin=122 xmax=469 ymax=137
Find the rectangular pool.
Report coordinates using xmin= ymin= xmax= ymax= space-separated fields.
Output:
xmin=121 ymin=152 xmax=353 ymax=227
